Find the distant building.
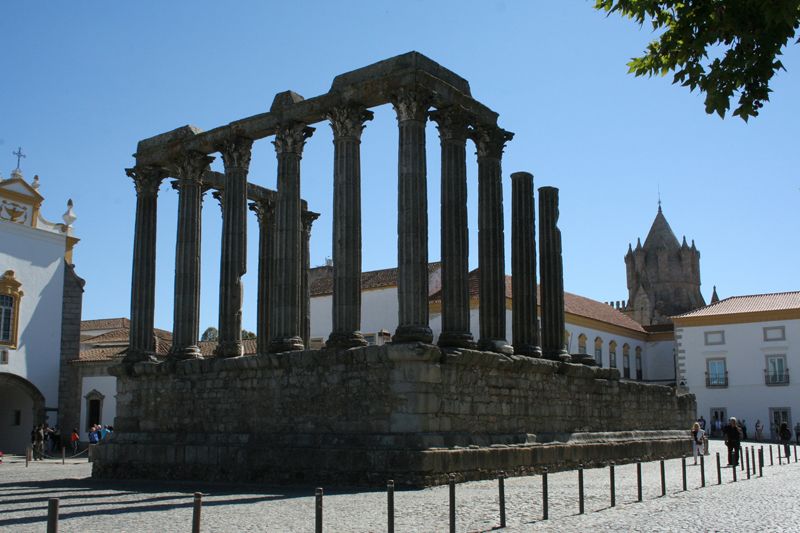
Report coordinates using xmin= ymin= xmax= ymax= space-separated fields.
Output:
xmin=0 ymin=167 xmax=82 ymax=453
xmin=674 ymin=291 xmax=800 ymax=440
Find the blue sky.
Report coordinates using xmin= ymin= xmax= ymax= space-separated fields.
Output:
xmin=3 ymin=1 xmax=798 ymax=333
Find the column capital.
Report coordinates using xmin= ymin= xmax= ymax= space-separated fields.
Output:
xmin=249 ymin=198 xmax=275 ymax=225
xmin=391 ymin=88 xmax=432 ymax=122
xmin=220 ymin=136 xmax=254 ymax=171
xmin=301 ymin=210 xmax=320 ymax=233
xmin=171 ymin=152 xmax=215 ymax=182
xmin=126 ymin=166 xmax=167 ymax=196
xmin=470 ymin=125 xmax=514 ymax=159
xmin=430 ymin=106 xmax=471 ymax=142
xmin=328 ymin=104 xmax=374 ymax=140
xmin=211 ymin=190 xmax=224 ymax=211
xmin=273 ymin=123 xmax=315 ymax=156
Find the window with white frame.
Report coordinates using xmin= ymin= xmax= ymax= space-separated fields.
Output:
xmin=594 ymin=337 xmax=603 ymax=367
xmin=765 ymin=354 xmax=789 ymax=385
xmin=706 ymin=358 xmax=728 ymax=387
xmin=0 ymin=295 xmax=15 ymax=344
xmin=635 ymin=346 xmax=642 ymax=380
xmin=609 ymin=341 xmax=617 ymax=369
xmin=622 ymin=344 xmax=630 ymax=378
xmin=704 ymin=331 xmax=725 ymax=346
xmin=763 ymin=326 xmax=786 ymax=342
xmin=578 ymin=334 xmax=587 ymax=354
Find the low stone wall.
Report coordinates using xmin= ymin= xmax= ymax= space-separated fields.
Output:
xmin=94 ymin=343 xmax=695 ymax=486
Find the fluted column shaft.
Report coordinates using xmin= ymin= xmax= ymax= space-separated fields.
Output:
xmin=125 ymin=166 xmax=165 ymax=363
xmin=432 ymin=107 xmax=474 ymax=349
xmin=391 ymin=89 xmax=433 ymax=344
xmin=539 ymin=186 xmax=570 ymax=362
xmin=250 ymin=198 xmax=274 ymax=355
xmin=473 ymin=126 xmax=514 ymax=354
xmin=169 ymin=153 xmax=213 ymax=359
xmin=326 ymin=105 xmax=373 ymax=348
xmin=269 ymin=123 xmax=315 ymax=353
xmin=511 ymin=172 xmax=541 ymax=357
xmin=302 ymin=210 xmax=319 ymax=348
xmin=216 ymin=137 xmax=253 ymax=358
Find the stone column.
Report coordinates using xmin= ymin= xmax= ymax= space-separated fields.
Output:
xmin=249 ymin=197 xmax=274 ymax=355
xmin=471 ymin=126 xmax=514 ymax=354
xmin=511 ymin=172 xmax=542 ymax=357
xmin=215 ymin=137 xmax=253 ymax=358
xmin=301 ymin=209 xmax=319 ymax=348
xmin=538 ymin=186 xmax=571 ymax=362
xmin=169 ymin=152 xmax=214 ymax=360
xmin=431 ymin=107 xmax=474 ymax=349
xmin=326 ymin=104 xmax=373 ymax=349
xmin=124 ymin=166 xmax=165 ymax=363
xmin=391 ymin=89 xmax=433 ymax=344
xmin=269 ymin=123 xmax=315 ymax=353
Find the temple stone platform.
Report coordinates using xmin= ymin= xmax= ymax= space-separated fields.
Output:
xmin=93 ymin=344 xmax=695 ymax=487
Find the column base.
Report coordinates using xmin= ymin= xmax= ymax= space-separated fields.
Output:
xmin=122 ymin=349 xmax=158 ymax=364
xmin=326 ymin=331 xmax=368 ymax=349
xmin=268 ymin=336 xmax=305 ymax=353
xmin=438 ymin=331 xmax=476 ymax=349
xmin=167 ymin=345 xmax=203 ymax=360
xmin=542 ymin=349 xmax=572 ymax=363
xmin=513 ymin=344 xmax=543 ymax=357
xmin=478 ymin=339 xmax=514 ymax=355
xmin=393 ymin=325 xmax=433 ymax=344
xmin=214 ymin=340 xmax=243 ymax=358
xmin=571 ymin=353 xmax=598 ymax=366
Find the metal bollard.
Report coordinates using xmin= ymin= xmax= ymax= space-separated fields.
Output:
xmin=770 ymin=445 xmax=774 ymax=466
xmin=62 ymin=447 xmax=65 ymax=465
xmin=578 ymin=464 xmax=585 ymax=514
xmin=681 ymin=456 xmax=687 ymax=491
xmin=636 ymin=462 xmax=642 ymax=502
xmin=542 ymin=468 xmax=549 ymax=520
xmin=660 ymin=458 xmax=666 ymax=496
xmin=192 ymin=492 xmax=202 ymax=533
xmin=26 ymin=447 xmax=30 ymax=468
xmin=47 ymin=497 xmax=59 ymax=533
xmin=387 ymin=480 xmax=394 ymax=533
xmin=609 ymin=462 xmax=616 ymax=507
xmin=759 ymin=447 xmax=764 ymax=477
xmin=700 ymin=454 xmax=705 ymax=487
xmin=449 ymin=474 xmax=456 ymax=533
xmin=778 ymin=445 xmax=782 ymax=465
xmin=746 ymin=448 xmax=751 ymax=479
xmin=498 ymin=471 xmax=506 ymax=528
xmin=716 ymin=452 xmax=722 ymax=485
xmin=795 ymin=444 xmax=798 ymax=463
xmin=740 ymin=447 xmax=745 ymax=471
xmin=752 ymin=447 xmax=756 ymax=475
xmin=315 ymin=488 xmax=323 ymax=533
xmin=732 ymin=460 xmax=737 ymax=482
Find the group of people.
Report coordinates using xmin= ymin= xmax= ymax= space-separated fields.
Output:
xmin=692 ymin=415 xmax=797 ymax=467
xmin=87 ymin=424 xmax=113 ymax=445
xmin=29 ymin=424 xmax=62 ymax=460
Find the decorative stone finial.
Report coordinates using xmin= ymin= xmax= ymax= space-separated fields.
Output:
xmin=62 ymin=199 xmax=77 ymax=226
xmin=32 ymin=175 xmax=40 ymax=189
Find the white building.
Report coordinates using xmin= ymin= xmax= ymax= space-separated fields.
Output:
xmin=674 ymin=291 xmax=800 ymax=440
xmin=0 ymin=167 xmax=81 ymax=453
xmin=310 ymin=265 xmax=674 ymax=383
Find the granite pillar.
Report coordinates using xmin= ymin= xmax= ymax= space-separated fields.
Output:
xmin=431 ymin=107 xmax=474 ymax=349
xmin=124 ymin=166 xmax=165 ymax=363
xmin=511 ymin=172 xmax=541 ymax=357
xmin=169 ymin=152 xmax=214 ymax=359
xmin=538 ymin=186 xmax=570 ymax=362
xmin=249 ymin=198 xmax=274 ymax=355
xmin=326 ymin=104 xmax=373 ymax=349
xmin=301 ymin=209 xmax=319 ymax=348
xmin=269 ymin=123 xmax=315 ymax=353
xmin=391 ymin=89 xmax=433 ymax=344
xmin=215 ymin=137 xmax=253 ymax=358
xmin=471 ymin=126 xmax=514 ymax=354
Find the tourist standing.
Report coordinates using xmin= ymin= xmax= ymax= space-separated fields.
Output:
xmin=722 ymin=417 xmax=742 ymax=467
xmin=33 ymin=425 xmax=45 ymax=460
xmin=755 ymin=419 xmax=764 ymax=442
xmin=779 ymin=422 xmax=791 ymax=459
xmin=70 ymin=428 xmax=80 ymax=455
xmin=691 ymin=422 xmax=705 ymax=464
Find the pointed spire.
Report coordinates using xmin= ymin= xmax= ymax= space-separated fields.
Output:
xmin=681 ymin=235 xmax=688 ymax=248
xmin=635 ymin=237 xmax=642 ymax=251
xmin=710 ymin=285 xmax=719 ymax=304
xmin=691 ymin=239 xmax=696 ymax=250
xmin=643 ymin=204 xmax=680 ymax=250
xmin=627 ymin=242 xmax=633 ymax=254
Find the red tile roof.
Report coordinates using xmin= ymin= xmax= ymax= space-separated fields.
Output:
xmin=310 ymin=263 xmax=442 ymax=296
xmin=674 ymin=291 xmax=800 ymax=318
xmin=81 ymin=318 xmax=130 ymax=331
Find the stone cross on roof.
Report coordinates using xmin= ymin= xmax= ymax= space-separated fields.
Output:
xmin=13 ymin=146 xmax=26 ymax=170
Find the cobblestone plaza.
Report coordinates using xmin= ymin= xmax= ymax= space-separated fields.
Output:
xmin=2 ymin=440 xmax=798 ymax=532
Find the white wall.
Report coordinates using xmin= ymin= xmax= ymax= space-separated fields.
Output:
xmin=679 ymin=318 xmax=800 ymax=440
xmin=79 ymin=375 xmax=117 ymax=440
xmin=0 ymin=220 xmax=66 ymax=408
xmin=310 ymin=287 xmax=399 ymax=341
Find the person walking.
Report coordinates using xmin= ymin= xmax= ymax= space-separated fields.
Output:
xmin=779 ymin=422 xmax=791 ymax=460
xmin=723 ymin=417 xmax=742 ymax=467
xmin=691 ymin=421 xmax=705 ymax=464
xmin=33 ymin=425 xmax=45 ymax=461
xmin=70 ymin=428 xmax=80 ymax=455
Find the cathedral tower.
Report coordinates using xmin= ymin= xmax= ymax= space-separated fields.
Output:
xmin=624 ymin=205 xmax=704 ymax=325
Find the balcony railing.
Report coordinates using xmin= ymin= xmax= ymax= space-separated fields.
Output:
xmin=764 ymin=368 xmax=790 ymax=386
xmin=705 ymin=371 xmax=728 ymax=388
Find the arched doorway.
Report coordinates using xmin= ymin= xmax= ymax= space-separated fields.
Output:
xmin=0 ymin=372 xmax=45 ymax=454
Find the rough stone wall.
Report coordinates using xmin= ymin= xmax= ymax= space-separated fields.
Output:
xmin=57 ymin=262 xmax=84 ymax=440
xmin=95 ymin=343 xmax=695 ymax=486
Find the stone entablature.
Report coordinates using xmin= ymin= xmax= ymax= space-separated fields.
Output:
xmin=96 ymin=343 xmax=695 ymax=485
